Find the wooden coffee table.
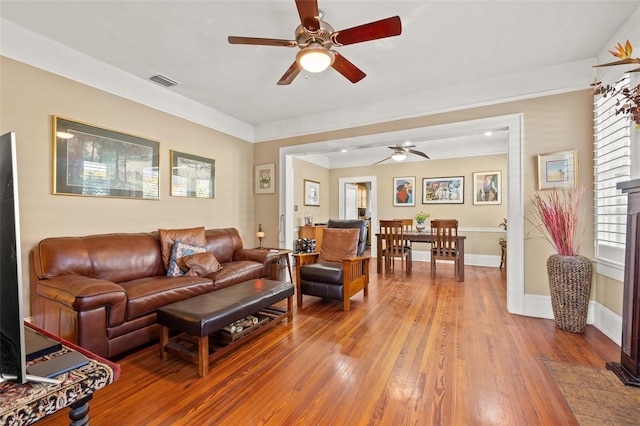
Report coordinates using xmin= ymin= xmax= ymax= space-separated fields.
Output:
xmin=157 ymin=279 xmax=294 ymax=377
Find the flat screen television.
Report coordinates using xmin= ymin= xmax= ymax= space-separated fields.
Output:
xmin=0 ymin=131 xmax=28 ymax=384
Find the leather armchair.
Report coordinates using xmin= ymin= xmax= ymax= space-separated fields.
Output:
xmin=293 ymin=219 xmax=370 ymax=311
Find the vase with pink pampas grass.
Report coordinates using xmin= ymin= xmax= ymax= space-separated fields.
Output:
xmin=530 ymin=187 xmax=592 ymax=333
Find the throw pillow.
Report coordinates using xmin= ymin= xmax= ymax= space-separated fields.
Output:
xmin=159 ymin=226 xmax=206 ymax=270
xmin=176 ymin=251 xmax=222 ymax=277
xmin=167 ymin=241 xmax=207 ymax=277
xmin=318 ymin=228 xmax=360 ymax=263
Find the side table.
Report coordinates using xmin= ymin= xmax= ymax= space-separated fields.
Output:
xmin=0 ymin=323 xmax=120 ymax=425
xmin=267 ymin=248 xmax=293 ymax=283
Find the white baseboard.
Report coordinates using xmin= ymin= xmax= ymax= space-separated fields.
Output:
xmin=523 ymin=293 xmax=621 ymax=346
xmin=410 ymin=250 xmax=501 ymax=268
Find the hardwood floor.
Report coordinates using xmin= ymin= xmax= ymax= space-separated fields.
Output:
xmin=38 ymin=261 xmax=619 ymax=425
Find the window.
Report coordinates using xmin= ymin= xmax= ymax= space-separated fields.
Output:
xmin=593 ymin=75 xmax=632 ymax=281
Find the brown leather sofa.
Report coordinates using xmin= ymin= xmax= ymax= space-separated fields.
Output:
xmin=29 ymin=228 xmax=278 ymax=359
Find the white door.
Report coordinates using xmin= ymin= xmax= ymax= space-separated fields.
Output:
xmin=345 ymin=184 xmax=358 ymax=219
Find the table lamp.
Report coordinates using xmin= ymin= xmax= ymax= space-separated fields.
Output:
xmin=256 ymin=224 xmax=265 ymax=249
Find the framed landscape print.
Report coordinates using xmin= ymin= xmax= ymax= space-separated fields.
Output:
xmin=53 ymin=116 xmax=160 ymax=200
xmin=393 ymin=176 xmax=416 ymax=206
xmin=170 ymin=150 xmax=215 ymax=198
xmin=304 ymin=179 xmax=320 ymax=206
xmin=473 ymin=171 xmax=501 ymax=205
xmin=537 ymin=150 xmax=577 ymax=190
xmin=255 ymin=163 xmax=275 ymax=194
xmin=422 ymin=176 xmax=464 ymax=204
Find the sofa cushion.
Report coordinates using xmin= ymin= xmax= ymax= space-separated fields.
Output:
xmin=120 ymin=275 xmax=213 ymax=320
xmin=159 ymin=226 xmax=206 ymax=270
xmin=318 ymin=228 xmax=359 ymax=263
xmin=177 ymin=251 xmax=222 ymax=277
xmin=167 ymin=241 xmax=207 ymax=276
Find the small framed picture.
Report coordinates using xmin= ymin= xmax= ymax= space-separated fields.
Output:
xmin=422 ymin=176 xmax=464 ymax=204
xmin=393 ymin=176 xmax=416 ymax=206
xmin=473 ymin=171 xmax=501 ymax=205
xmin=255 ymin=163 xmax=275 ymax=194
xmin=304 ymin=179 xmax=320 ymax=206
xmin=170 ymin=150 xmax=215 ymax=198
xmin=537 ymin=150 xmax=577 ymax=190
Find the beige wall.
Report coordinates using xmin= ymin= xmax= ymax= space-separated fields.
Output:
xmin=254 ymin=90 xmax=618 ymax=312
xmin=1 ymin=57 xmax=257 ymax=314
xmin=1 ymin=55 xmax=620 ymax=317
xmin=292 ymin=157 xmax=330 ymax=229
xmin=329 ymin=155 xmax=508 ymax=255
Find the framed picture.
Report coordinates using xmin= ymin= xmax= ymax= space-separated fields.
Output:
xmin=537 ymin=150 xmax=577 ymax=190
xmin=304 ymin=179 xmax=320 ymax=206
xmin=170 ymin=150 xmax=215 ymax=198
xmin=422 ymin=176 xmax=464 ymax=204
xmin=255 ymin=163 xmax=275 ymax=194
xmin=393 ymin=176 xmax=416 ymax=206
xmin=473 ymin=171 xmax=501 ymax=205
xmin=53 ymin=116 xmax=160 ymax=200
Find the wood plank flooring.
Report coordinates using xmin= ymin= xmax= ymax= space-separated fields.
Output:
xmin=37 ymin=261 xmax=619 ymax=425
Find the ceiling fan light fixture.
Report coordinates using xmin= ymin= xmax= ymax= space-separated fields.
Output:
xmin=296 ymin=45 xmax=335 ymax=73
xmin=391 ymin=150 xmax=407 ymax=161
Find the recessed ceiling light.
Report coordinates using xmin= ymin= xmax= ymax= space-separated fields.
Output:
xmin=484 ymin=131 xmax=493 ymax=136
xmin=341 ymin=149 xmax=347 ymax=153
xmin=403 ymin=141 xmax=412 ymax=146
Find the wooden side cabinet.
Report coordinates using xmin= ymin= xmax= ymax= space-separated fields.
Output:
xmin=607 ymin=179 xmax=640 ymax=387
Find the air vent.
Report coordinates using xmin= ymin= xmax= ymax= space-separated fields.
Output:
xmin=149 ymin=74 xmax=179 ymax=87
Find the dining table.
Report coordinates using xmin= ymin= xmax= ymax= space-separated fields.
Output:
xmin=376 ymin=231 xmax=466 ymax=281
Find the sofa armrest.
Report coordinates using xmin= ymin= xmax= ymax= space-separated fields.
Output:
xmin=35 ymin=275 xmax=127 ymax=327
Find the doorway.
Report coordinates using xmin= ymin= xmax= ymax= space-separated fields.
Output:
xmin=339 ymin=176 xmax=377 ymax=257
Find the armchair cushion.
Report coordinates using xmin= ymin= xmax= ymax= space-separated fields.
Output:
xmin=318 ymin=228 xmax=359 ymax=263
xmin=327 ymin=219 xmax=367 ymax=255
xmin=300 ymin=261 xmax=343 ymax=285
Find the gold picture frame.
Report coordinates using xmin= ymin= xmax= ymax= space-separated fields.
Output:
xmin=53 ymin=116 xmax=160 ymax=200
xmin=170 ymin=150 xmax=215 ymax=198
xmin=537 ymin=150 xmax=577 ymax=190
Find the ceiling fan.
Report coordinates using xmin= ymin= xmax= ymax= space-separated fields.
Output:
xmin=227 ymin=0 xmax=402 ymax=85
xmin=373 ymin=144 xmax=430 ymax=165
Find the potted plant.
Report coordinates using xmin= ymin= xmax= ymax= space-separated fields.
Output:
xmin=414 ymin=210 xmax=430 ymax=232
xmin=530 ymin=187 xmax=591 ymax=333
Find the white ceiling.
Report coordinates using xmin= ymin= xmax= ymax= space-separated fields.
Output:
xmin=2 ymin=1 xmax=639 ymax=167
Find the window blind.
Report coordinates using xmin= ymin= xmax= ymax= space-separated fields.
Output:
xmin=593 ymin=75 xmax=631 ymax=273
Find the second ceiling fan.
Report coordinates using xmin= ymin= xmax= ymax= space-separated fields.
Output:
xmin=227 ymin=0 xmax=402 ymax=85
xmin=373 ymin=144 xmax=430 ymax=165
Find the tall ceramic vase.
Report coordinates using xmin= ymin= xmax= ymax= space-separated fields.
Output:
xmin=546 ymin=254 xmax=592 ymax=333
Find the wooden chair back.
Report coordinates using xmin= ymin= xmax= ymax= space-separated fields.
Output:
xmin=379 ymin=220 xmax=411 ymax=272
xmin=430 ymin=219 xmax=459 ymax=277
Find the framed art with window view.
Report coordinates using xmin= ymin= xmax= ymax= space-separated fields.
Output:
xmin=170 ymin=150 xmax=215 ymax=198
xmin=53 ymin=116 xmax=160 ymax=200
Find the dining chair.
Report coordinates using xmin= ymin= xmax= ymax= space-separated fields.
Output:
xmin=430 ymin=219 xmax=459 ymax=279
xmin=379 ymin=220 xmax=411 ymax=273
xmin=394 ymin=218 xmax=414 ymax=250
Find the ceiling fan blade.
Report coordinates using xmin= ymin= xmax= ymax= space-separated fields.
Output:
xmin=408 ymin=149 xmax=430 ymax=159
xmin=277 ymin=62 xmax=302 ymax=85
xmin=373 ymin=156 xmax=393 ymax=165
xmin=228 ymin=36 xmax=297 ymax=47
xmin=333 ymin=16 xmax=402 ymax=46
xmin=331 ymin=52 xmax=366 ymax=83
xmin=295 ymin=0 xmax=320 ymax=31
